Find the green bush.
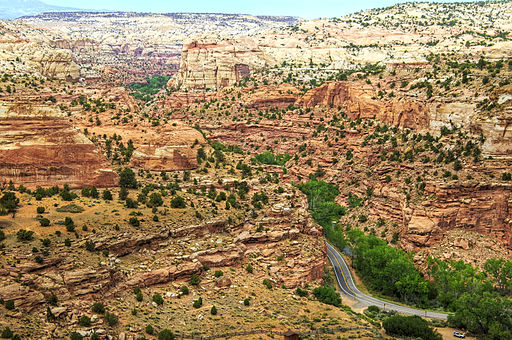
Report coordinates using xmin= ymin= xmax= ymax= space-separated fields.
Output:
xmin=145 ymin=324 xmax=154 ymax=335
xmin=296 ymin=287 xmax=308 ymax=297
xmin=243 ymin=298 xmax=250 ymax=306
xmin=313 ymin=286 xmax=341 ymax=307
xmin=193 ymin=297 xmax=202 ymax=308
xmin=383 ymin=315 xmax=441 ymax=340
xmin=129 ymin=217 xmax=140 ymax=227
xmin=157 ymin=329 xmax=175 ymax=340
xmin=37 ymin=206 xmax=45 ymax=214
xmin=4 ymin=300 xmax=14 ymax=310
xmin=152 ymin=293 xmax=164 ymax=305
xmin=245 ymin=264 xmax=253 ymax=273
xmin=85 ymin=240 xmax=95 ymax=252
xmin=189 ymin=274 xmax=201 ymax=286
xmin=79 ymin=315 xmax=91 ymax=327
xmin=214 ymin=270 xmax=223 ymax=278
xmin=39 ymin=218 xmax=50 ymax=227
xmin=149 ymin=193 xmax=163 ymax=207
xmin=70 ymin=332 xmax=83 ymax=340
xmin=1 ymin=327 xmax=13 ymax=338
xmin=104 ymin=312 xmax=118 ymax=326
xmin=16 ymin=229 xmax=34 ymax=242
xmin=91 ymin=302 xmax=105 ymax=314
xmin=263 ymin=279 xmax=272 ymax=289
xmin=102 ymin=189 xmax=113 ymax=200
xmin=210 ymin=305 xmax=217 ymax=315
xmin=252 ymin=151 xmax=292 ymax=166
xmin=180 ymin=285 xmax=189 ymax=295
xmin=170 ymin=196 xmax=186 ymax=208
xmin=125 ymin=198 xmax=138 ymax=208
xmin=119 ymin=167 xmax=137 ymax=189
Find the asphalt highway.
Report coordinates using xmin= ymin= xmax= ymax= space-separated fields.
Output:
xmin=325 ymin=241 xmax=449 ymax=320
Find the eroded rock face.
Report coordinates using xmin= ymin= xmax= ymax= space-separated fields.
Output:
xmin=30 ymin=49 xmax=80 ymax=81
xmin=128 ymin=125 xmax=205 ymax=171
xmin=176 ymin=40 xmax=269 ymax=91
xmin=0 ymin=103 xmax=118 ymax=188
xmin=246 ymin=84 xmax=300 ymax=109
xmin=370 ymin=182 xmax=512 ymax=250
xmin=297 ymin=81 xmax=430 ymax=130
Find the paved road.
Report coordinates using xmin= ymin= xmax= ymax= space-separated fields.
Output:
xmin=325 ymin=241 xmax=449 ymax=320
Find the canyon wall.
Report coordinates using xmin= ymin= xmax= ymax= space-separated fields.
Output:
xmin=0 ymin=101 xmax=117 ymax=188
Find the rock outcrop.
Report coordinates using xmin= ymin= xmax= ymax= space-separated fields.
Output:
xmin=0 ymin=101 xmax=118 ymax=188
xmin=369 ymin=182 xmax=512 ymax=251
xmin=128 ymin=125 xmax=205 ymax=171
xmin=175 ymin=40 xmax=269 ymax=91
xmin=297 ymin=81 xmax=430 ymax=130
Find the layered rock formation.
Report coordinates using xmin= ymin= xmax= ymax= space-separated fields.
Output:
xmin=0 ymin=21 xmax=80 ymax=80
xmin=175 ymin=40 xmax=269 ymax=91
xmin=0 ymin=101 xmax=117 ymax=188
xmin=298 ymin=81 xmax=430 ymax=130
xmin=369 ymin=182 xmax=512 ymax=251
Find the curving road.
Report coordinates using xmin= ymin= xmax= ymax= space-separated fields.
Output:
xmin=325 ymin=241 xmax=449 ymax=320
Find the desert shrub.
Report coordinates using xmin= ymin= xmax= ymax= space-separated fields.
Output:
xmin=263 ymin=279 xmax=272 ymax=289
xmin=79 ymin=315 xmax=91 ymax=327
xmin=119 ymin=167 xmax=137 ymax=188
xmin=383 ymin=315 xmax=441 ymax=340
xmin=91 ymin=302 xmax=105 ymax=314
xmin=1 ymin=327 xmax=13 ymax=339
xmin=129 ymin=217 xmax=140 ymax=227
xmin=193 ymin=297 xmax=202 ymax=308
xmin=170 ymin=196 xmax=186 ymax=208
xmin=104 ymin=312 xmax=118 ymax=326
xmin=157 ymin=329 xmax=175 ymax=340
xmin=145 ymin=324 xmax=154 ymax=335
xmin=37 ymin=206 xmax=45 ymax=214
xmin=152 ymin=293 xmax=164 ymax=305
xmin=180 ymin=285 xmax=189 ymax=295
xmin=48 ymin=294 xmax=58 ymax=306
xmin=243 ymin=298 xmax=250 ymax=306
xmin=119 ymin=187 xmax=129 ymax=200
xmin=210 ymin=305 xmax=217 ymax=315
xmin=70 ymin=332 xmax=83 ymax=340
xmin=214 ymin=270 xmax=223 ymax=278
xmin=189 ymin=274 xmax=201 ymax=286
xmin=39 ymin=218 xmax=50 ymax=227
xmin=4 ymin=300 xmax=14 ymax=310
xmin=296 ymin=287 xmax=308 ymax=297
xmin=125 ymin=198 xmax=138 ymax=208
xmin=313 ymin=286 xmax=341 ymax=307
xmin=149 ymin=193 xmax=163 ymax=207
xmin=245 ymin=263 xmax=253 ymax=273
xmin=85 ymin=240 xmax=95 ymax=251
xmin=102 ymin=189 xmax=113 ymax=200
xmin=16 ymin=229 xmax=34 ymax=242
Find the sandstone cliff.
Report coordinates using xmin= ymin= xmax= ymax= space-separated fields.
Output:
xmin=175 ymin=40 xmax=270 ymax=91
xmin=298 ymin=81 xmax=430 ymax=130
xmin=0 ymin=101 xmax=117 ymax=188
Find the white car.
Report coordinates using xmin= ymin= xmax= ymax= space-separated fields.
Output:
xmin=453 ymin=331 xmax=466 ymax=338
